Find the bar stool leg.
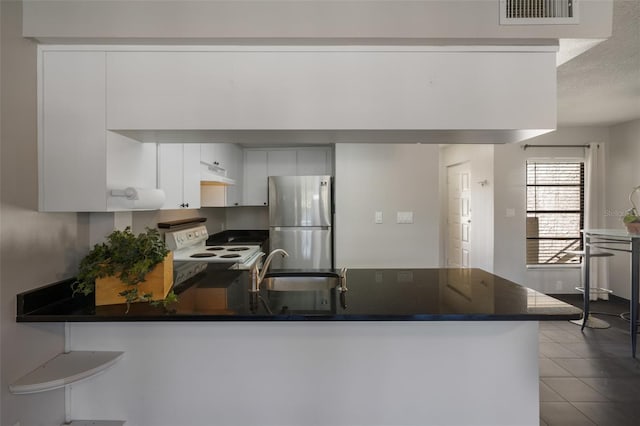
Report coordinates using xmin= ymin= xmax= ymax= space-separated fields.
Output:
xmin=569 ymin=239 xmax=611 ymax=329
xmin=631 ymin=240 xmax=639 ymax=358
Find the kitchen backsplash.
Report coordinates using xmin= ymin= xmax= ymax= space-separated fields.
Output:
xmin=224 ymin=206 xmax=269 ymax=230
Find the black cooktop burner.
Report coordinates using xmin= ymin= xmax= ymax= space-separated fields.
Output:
xmin=227 ymin=247 xmax=250 ymax=251
xmin=207 ymin=247 xmax=225 ymax=251
xmin=220 ymin=254 xmax=241 ymax=259
xmin=190 ymin=253 xmax=217 ymax=258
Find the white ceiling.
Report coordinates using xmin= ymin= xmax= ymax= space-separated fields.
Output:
xmin=557 ymin=0 xmax=640 ymax=127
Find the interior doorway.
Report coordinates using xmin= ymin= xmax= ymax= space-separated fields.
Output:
xmin=447 ymin=162 xmax=471 ymax=268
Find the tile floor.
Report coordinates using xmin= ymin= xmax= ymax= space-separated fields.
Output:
xmin=539 ymin=295 xmax=640 ymax=426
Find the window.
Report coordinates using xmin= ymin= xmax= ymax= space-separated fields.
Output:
xmin=526 ymin=161 xmax=584 ymax=265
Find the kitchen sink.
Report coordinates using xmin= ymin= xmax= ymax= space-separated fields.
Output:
xmin=261 ymin=273 xmax=340 ymax=292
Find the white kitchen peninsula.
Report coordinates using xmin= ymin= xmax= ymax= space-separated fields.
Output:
xmin=18 ymin=269 xmax=581 ymax=425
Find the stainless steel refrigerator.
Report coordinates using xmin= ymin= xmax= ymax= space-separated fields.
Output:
xmin=268 ymin=175 xmax=333 ymax=269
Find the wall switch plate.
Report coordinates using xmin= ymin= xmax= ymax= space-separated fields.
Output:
xmin=397 ymin=211 xmax=414 ymax=224
xmin=506 ymin=208 xmax=515 ymax=218
xmin=375 ymin=211 xmax=383 ymax=224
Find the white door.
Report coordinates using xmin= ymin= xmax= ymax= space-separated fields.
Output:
xmin=447 ymin=163 xmax=472 ymax=268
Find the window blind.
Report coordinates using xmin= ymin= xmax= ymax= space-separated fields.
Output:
xmin=526 ymin=161 xmax=584 ymax=265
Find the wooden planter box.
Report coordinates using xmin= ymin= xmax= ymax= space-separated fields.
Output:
xmin=95 ymin=252 xmax=173 ymax=306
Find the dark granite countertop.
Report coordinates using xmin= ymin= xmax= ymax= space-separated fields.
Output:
xmin=17 ymin=267 xmax=582 ymax=322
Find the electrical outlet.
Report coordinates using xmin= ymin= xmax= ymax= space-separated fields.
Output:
xmin=396 ymin=211 xmax=414 ymax=224
xmin=397 ymin=271 xmax=414 ymax=282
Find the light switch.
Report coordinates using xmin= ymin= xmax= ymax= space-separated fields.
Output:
xmin=397 ymin=211 xmax=414 ymax=224
xmin=506 ymin=208 xmax=516 ymax=218
xmin=375 ymin=211 xmax=383 ymax=224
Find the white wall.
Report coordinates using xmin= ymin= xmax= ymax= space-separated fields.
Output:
xmin=493 ymin=127 xmax=610 ymax=293
xmin=605 ymin=119 xmax=640 ymax=299
xmin=0 ymin=1 xmax=77 ymax=423
xmin=23 ymin=0 xmax=612 ymax=40
xmin=439 ymin=145 xmax=494 ymax=271
xmin=335 ymin=144 xmax=440 ymax=268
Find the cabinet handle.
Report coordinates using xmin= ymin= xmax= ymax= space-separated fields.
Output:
xmin=263 ymin=202 xmax=267 ymax=205
xmin=185 ymin=202 xmax=189 ymax=208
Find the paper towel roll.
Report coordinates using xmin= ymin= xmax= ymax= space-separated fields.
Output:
xmin=109 ymin=187 xmax=166 ymax=210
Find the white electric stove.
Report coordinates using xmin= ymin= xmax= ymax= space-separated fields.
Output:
xmin=165 ymin=225 xmax=263 ymax=269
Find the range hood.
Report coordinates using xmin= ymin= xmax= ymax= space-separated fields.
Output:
xmin=200 ymin=161 xmax=235 ymax=185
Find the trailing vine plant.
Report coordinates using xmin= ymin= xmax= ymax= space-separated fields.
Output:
xmin=73 ymin=227 xmax=177 ymax=311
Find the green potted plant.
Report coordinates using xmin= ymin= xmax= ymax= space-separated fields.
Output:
xmin=73 ymin=227 xmax=177 ymax=310
xmin=623 ymin=185 xmax=640 ymax=234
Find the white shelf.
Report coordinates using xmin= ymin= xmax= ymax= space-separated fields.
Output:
xmin=9 ymin=351 xmax=124 ymax=394
xmin=65 ymin=422 xmax=125 ymax=426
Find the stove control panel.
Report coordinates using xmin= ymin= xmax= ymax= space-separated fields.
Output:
xmin=165 ymin=225 xmax=209 ymax=251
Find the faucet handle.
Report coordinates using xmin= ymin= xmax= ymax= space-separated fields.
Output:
xmin=339 ymin=268 xmax=348 ymax=292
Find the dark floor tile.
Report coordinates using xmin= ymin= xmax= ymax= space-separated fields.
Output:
xmin=539 ymin=342 xmax=581 ymax=358
xmin=539 ymin=297 xmax=640 ymax=423
xmin=573 ymin=402 xmax=640 ymax=426
xmin=552 ymin=358 xmax=618 ymax=378
xmin=557 ymin=342 xmax=610 ymax=358
xmin=542 ymin=328 xmax=587 ymax=343
xmin=539 ymin=333 xmax=553 ymax=343
xmin=539 ymin=358 xmax=573 ymax=378
xmin=541 ymin=378 xmax=609 ymax=402
xmin=540 ymin=381 xmax=565 ymax=402
xmin=540 ymin=402 xmax=597 ymax=426
xmin=580 ymin=377 xmax=640 ymax=402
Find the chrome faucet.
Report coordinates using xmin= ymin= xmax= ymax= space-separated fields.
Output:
xmin=249 ymin=249 xmax=289 ymax=292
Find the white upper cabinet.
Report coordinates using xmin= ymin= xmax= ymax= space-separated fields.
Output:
xmin=267 ymin=150 xmax=297 ymax=176
xmin=296 ymin=148 xmax=333 ymax=175
xmin=158 ymin=144 xmax=200 ymax=210
xmin=243 ymin=150 xmax=269 ymax=206
xmin=39 ymin=50 xmax=157 ymax=212
xmin=242 ymin=147 xmax=333 ymax=206
xmin=200 ymin=143 xmax=244 ymax=207
xmin=105 ymin=49 xmax=556 ymax=131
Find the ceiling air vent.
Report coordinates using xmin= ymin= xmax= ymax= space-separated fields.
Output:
xmin=500 ymin=0 xmax=579 ymax=25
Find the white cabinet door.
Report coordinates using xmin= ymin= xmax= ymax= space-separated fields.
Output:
xmin=40 ymin=51 xmax=107 ymax=211
xmin=106 ymin=50 xmax=555 ymax=131
xmin=200 ymin=143 xmax=243 ymax=207
xmin=224 ymin=144 xmax=243 ymax=206
xmin=243 ymin=150 xmax=268 ymax=206
xmin=158 ymin=144 xmax=200 ymax=210
xmin=242 ymin=148 xmax=334 ymax=207
xmin=200 ymin=143 xmax=218 ymax=166
xmin=158 ymin=144 xmax=184 ymax=210
xmin=267 ymin=150 xmax=297 ymax=176
xmin=296 ymin=148 xmax=332 ymax=175
xmin=182 ymin=144 xmax=201 ymax=209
